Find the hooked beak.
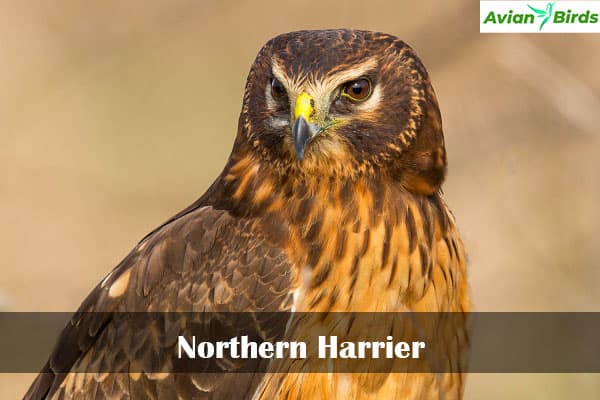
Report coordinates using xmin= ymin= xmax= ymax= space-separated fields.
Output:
xmin=292 ymin=92 xmax=320 ymax=160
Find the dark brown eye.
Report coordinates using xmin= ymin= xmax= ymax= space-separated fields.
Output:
xmin=342 ymin=78 xmax=372 ymax=101
xmin=271 ymin=78 xmax=286 ymax=100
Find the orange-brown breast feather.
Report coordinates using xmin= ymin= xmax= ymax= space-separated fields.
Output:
xmin=238 ymin=158 xmax=470 ymax=400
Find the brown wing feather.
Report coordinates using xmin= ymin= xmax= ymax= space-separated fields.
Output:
xmin=24 ymin=206 xmax=295 ymax=400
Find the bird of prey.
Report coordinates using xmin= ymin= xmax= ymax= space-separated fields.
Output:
xmin=25 ymin=29 xmax=469 ymax=399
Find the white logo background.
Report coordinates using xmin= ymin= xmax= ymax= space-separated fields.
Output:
xmin=481 ymin=1 xmax=600 ymax=33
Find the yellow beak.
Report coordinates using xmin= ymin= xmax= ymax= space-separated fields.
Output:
xmin=292 ymin=92 xmax=320 ymax=160
xmin=294 ymin=92 xmax=314 ymax=121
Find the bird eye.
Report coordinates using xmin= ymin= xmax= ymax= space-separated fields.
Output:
xmin=341 ymin=78 xmax=372 ymax=102
xmin=271 ymin=78 xmax=286 ymax=100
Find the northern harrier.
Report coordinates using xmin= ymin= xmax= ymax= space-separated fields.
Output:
xmin=26 ymin=29 xmax=469 ymax=400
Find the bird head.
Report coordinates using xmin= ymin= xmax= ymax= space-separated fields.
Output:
xmin=238 ymin=29 xmax=447 ymax=195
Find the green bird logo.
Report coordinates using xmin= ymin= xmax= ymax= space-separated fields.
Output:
xmin=528 ymin=2 xmax=556 ymax=31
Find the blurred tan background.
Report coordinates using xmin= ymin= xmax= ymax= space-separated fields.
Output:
xmin=1 ymin=0 xmax=599 ymax=398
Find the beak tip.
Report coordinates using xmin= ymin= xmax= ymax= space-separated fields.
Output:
xmin=292 ymin=116 xmax=318 ymax=161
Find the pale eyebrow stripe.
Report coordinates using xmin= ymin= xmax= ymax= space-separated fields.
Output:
xmin=309 ymin=58 xmax=378 ymax=95
xmin=270 ymin=57 xmax=380 ymax=113
xmin=271 ymin=61 xmax=289 ymax=84
xmin=272 ymin=57 xmax=378 ymax=96
xmin=271 ymin=60 xmax=304 ymax=94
